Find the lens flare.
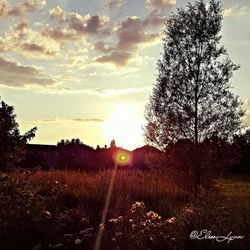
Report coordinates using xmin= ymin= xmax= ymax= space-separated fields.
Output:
xmin=114 ymin=150 xmax=132 ymax=166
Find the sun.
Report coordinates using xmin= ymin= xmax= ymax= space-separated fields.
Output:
xmin=102 ymin=103 xmax=144 ymax=149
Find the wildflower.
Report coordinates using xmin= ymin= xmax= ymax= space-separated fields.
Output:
xmin=109 ymin=218 xmax=119 ymax=224
xmin=55 ymin=181 xmax=60 ymax=185
xmin=75 ymin=239 xmax=82 ymax=245
xmin=146 ymin=211 xmax=161 ymax=221
xmin=131 ymin=224 xmax=136 ymax=229
xmin=129 ymin=219 xmax=134 ymax=223
xmin=81 ymin=217 xmax=88 ymax=223
xmin=112 ymin=237 xmax=116 ymax=241
xmin=41 ymin=210 xmax=52 ymax=219
xmin=183 ymin=206 xmax=193 ymax=215
xmin=109 ymin=216 xmax=123 ymax=224
xmin=131 ymin=201 xmax=145 ymax=213
xmin=166 ymin=217 xmax=176 ymax=224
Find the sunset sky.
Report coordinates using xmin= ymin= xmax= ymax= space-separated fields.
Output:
xmin=0 ymin=0 xmax=249 ymax=150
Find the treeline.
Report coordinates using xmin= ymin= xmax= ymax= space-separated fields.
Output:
xmin=21 ymin=139 xmax=159 ymax=171
xmin=0 ymin=96 xmax=249 ymax=175
xmin=21 ymin=133 xmax=250 ymax=175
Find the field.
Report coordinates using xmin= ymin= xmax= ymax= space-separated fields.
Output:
xmin=0 ymin=169 xmax=249 ymax=250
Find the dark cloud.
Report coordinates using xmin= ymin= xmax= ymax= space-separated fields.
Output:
xmin=15 ymin=19 xmax=28 ymax=31
xmin=50 ymin=7 xmax=110 ymax=36
xmin=93 ymin=41 xmax=114 ymax=53
xmin=0 ymin=56 xmax=55 ymax=87
xmin=0 ymin=19 xmax=61 ymax=57
xmin=42 ymin=26 xmax=78 ymax=41
xmin=116 ymin=16 xmax=160 ymax=50
xmin=0 ymin=0 xmax=46 ymax=19
xmin=21 ymin=42 xmax=57 ymax=56
xmin=94 ymin=50 xmax=131 ymax=66
xmin=92 ymin=15 xmax=160 ymax=66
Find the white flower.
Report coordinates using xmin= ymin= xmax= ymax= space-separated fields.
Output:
xmin=75 ymin=239 xmax=82 ymax=245
xmin=166 ymin=217 xmax=176 ymax=224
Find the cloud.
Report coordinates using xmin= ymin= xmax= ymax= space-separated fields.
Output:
xmin=0 ymin=19 xmax=61 ymax=57
xmin=0 ymin=0 xmax=46 ymax=19
xmin=59 ymin=49 xmax=89 ymax=68
xmin=223 ymin=6 xmax=249 ymax=17
xmin=105 ymin=0 xmax=125 ymax=11
xmin=142 ymin=12 xmax=166 ymax=27
xmin=21 ymin=42 xmax=57 ymax=56
xmin=49 ymin=7 xmax=110 ymax=36
xmin=92 ymin=15 xmax=161 ymax=66
xmin=115 ymin=16 xmax=160 ymax=50
xmin=94 ymin=50 xmax=131 ymax=66
xmin=73 ymin=118 xmax=104 ymax=122
xmin=145 ymin=0 xmax=176 ymax=11
xmin=42 ymin=26 xmax=78 ymax=41
xmin=93 ymin=40 xmax=114 ymax=53
xmin=88 ymin=86 xmax=150 ymax=96
xmin=0 ymin=56 xmax=55 ymax=87
xmin=28 ymin=117 xmax=104 ymax=124
xmin=0 ymin=38 xmax=8 ymax=52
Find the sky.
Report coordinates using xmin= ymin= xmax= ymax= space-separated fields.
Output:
xmin=0 ymin=0 xmax=249 ymax=150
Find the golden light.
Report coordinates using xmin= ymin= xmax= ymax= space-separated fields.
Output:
xmin=102 ymin=103 xmax=144 ymax=149
xmin=114 ymin=150 xmax=132 ymax=166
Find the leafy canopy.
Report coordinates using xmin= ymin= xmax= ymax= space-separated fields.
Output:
xmin=0 ymin=97 xmax=37 ymax=168
xmin=145 ymin=0 xmax=243 ymax=149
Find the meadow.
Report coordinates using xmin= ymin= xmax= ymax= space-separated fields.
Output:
xmin=0 ymin=169 xmax=249 ymax=250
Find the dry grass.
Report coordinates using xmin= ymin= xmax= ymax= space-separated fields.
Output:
xmin=11 ymin=169 xmax=189 ymax=217
xmin=1 ymin=170 xmax=249 ymax=250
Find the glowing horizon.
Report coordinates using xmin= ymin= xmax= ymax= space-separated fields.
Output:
xmin=0 ymin=0 xmax=249 ymax=149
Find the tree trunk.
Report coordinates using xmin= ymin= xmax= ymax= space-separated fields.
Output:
xmin=194 ymin=79 xmax=200 ymax=197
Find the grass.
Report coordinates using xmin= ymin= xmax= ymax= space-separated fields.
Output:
xmin=0 ymin=169 xmax=249 ymax=250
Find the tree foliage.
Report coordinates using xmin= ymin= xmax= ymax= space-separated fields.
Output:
xmin=57 ymin=138 xmax=93 ymax=150
xmin=145 ymin=0 xmax=243 ymax=150
xmin=0 ymin=97 xmax=37 ymax=169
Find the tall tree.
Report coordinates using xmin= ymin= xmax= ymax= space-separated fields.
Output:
xmin=0 ymin=97 xmax=37 ymax=169
xmin=144 ymin=0 xmax=243 ymax=192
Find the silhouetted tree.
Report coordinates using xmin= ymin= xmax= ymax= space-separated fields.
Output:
xmin=144 ymin=0 xmax=243 ymax=194
xmin=0 ymin=97 xmax=37 ymax=169
xmin=57 ymin=138 xmax=86 ymax=147
xmin=233 ymin=129 xmax=250 ymax=172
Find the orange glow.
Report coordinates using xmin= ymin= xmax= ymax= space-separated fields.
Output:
xmin=113 ymin=150 xmax=132 ymax=166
